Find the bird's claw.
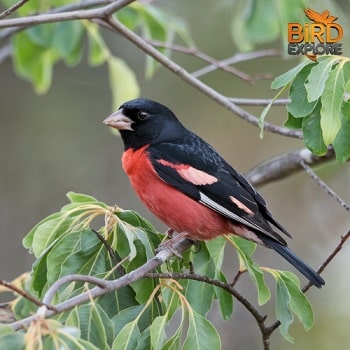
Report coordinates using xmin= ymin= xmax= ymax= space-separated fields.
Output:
xmin=156 ymin=230 xmax=190 ymax=258
xmin=156 ymin=240 xmax=183 ymax=258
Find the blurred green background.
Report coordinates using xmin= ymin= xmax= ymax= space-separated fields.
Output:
xmin=1 ymin=1 xmax=349 ymax=348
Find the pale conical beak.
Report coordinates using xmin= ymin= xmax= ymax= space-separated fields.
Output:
xmin=103 ymin=109 xmax=134 ymax=131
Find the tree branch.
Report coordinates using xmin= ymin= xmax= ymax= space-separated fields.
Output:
xmin=0 ymin=2 xmax=299 ymax=138
xmin=0 ymin=0 xmax=30 ymax=20
xmin=148 ymin=40 xmax=273 ymax=82
xmin=0 ymin=0 xmax=135 ymax=28
xmin=0 ymin=0 xmax=115 ymax=40
xmin=146 ymin=272 xmax=270 ymax=350
xmin=105 ymin=17 xmax=302 ymax=139
xmin=245 ymin=147 xmax=335 ymax=188
xmin=266 ymin=228 xmax=350 ymax=335
xmin=191 ymin=49 xmax=281 ymax=79
xmin=0 ymin=279 xmax=55 ymax=311
xmin=1 ymin=4 xmax=347 ymax=349
xmin=304 ymin=229 xmax=350 ymax=291
xmin=228 ymin=97 xmax=290 ymax=106
xmin=300 ymin=160 xmax=350 ymax=212
xmin=10 ymin=238 xmax=193 ymax=331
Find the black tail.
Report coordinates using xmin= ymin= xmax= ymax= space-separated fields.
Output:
xmin=260 ymin=236 xmax=325 ymax=288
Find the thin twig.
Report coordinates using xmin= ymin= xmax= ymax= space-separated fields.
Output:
xmin=230 ymin=269 xmax=246 ymax=287
xmin=0 ymin=0 xmax=30 ymax=19
xmin=91 ymin=229 xmax=121 ymax=266
xmin=191 ymin=49 xmax=281 ymax=78
xmin=267 ymin=228 xmax=350 ymax=335
xmin=146 ymin=272 xmax=270 ymax=350
xmin=0 ymin=0 xmax=135 ymax=28
xmin=105 ymin=17 xmax=302 ymax=139
xmin=229 ymin=97 xmax=290 ymax=106
xmin=303 ymin=229 xmax=350 ymax=293
xmin=145 ymin=272 xmax=267 ymax=323
xmin=0 ymin=0 xmax=115 ymax=40
xmin=148 ymin=39 xmax=253 ymax=82
xmin=300 ymin=160 xmax=350 ymax=212
xmin=0 ymin=2 xmax=299 ymax=138
xmin=0 ymin=279 xmax=56 ymax=311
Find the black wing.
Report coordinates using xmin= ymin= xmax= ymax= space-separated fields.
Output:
xmin=148 ymin=134 xmax=291 ymax=244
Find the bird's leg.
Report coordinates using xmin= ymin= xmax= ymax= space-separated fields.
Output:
xmin=165 ymin=228 xmax=175 ymax=239
xmin=156 ymin=230 xmax=191 ymax=257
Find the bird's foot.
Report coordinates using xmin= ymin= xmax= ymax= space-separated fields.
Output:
xmin=156 ymin=230 xmax=190 ymax=258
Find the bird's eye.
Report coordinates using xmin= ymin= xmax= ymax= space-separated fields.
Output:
xmin=137 ymin=111 xmax=149 ymax=120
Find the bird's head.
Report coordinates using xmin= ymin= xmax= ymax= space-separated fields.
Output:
xmin=103 ymin=99 xmax=186 ymax=150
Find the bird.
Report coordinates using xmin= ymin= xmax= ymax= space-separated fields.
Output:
xmin=103 ymin=98 xmax=325 ymax=288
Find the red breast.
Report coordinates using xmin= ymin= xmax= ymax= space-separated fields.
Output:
xmin=121 ymin=146 xmax=257 ymax=242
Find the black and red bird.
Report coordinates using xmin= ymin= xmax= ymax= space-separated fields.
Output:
xmin=103 ymin=98 xmax=325 ymax=288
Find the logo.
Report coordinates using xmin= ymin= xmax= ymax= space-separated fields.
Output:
xmin=288 ymin=8 xmax=343 ymax=61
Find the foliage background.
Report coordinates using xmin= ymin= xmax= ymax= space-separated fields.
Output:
xmin=0 ymin=0 xmax=349 ymax=349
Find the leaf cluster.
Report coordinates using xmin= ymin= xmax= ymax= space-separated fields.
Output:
xmin=270 ymin=57 xmax=350 ymax=163
xmin=0 ymin=193 xmax=315 ymax=349
xmin=2 ymin=1 xmax=189 ymax=108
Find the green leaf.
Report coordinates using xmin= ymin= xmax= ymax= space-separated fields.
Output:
xmin=231 ymin=0 xmax=279 ymax=52
xmin=283 ymin=274 xmax=313 ymax=331
xmin=66 ymin=192 xmax=99 ymax=204
xmin=320 ymin=63 xmax=344 ymax=145
xmin=182 ymin=310 xmax=221 ymax=350
xmin=0 ymin=325 xmax=25 ymax=350
xmin=185 ymin=280 xmax=214 ymax=317
xmin=287 ymin=64 xmax=318 ymax=118
xmin=275 ymin=274 xmax=294 ymax=342
xmin=271 ymin=60 xmax=312 ymax=90
xmin=185 ymin=244 xmax=215 ymax=315
xmin=52 ymin=21 xmax=84 ymax=66
xmin=86 ymin=22 xmax=109 ymax=66
xmin=259 ymin=84 xmax=288 ymax=138
xmin=284 ymin=113 xmax=303 ymax=129
xmin=112 ymin=321 xmax=141 ymax=350
xmin=302 ymin=102 xmax=327 ymax=156
xmin=97 ymin=285 xmax=138 ymax=319
xmin=112 ymin=305 xmax=146 ymax=336
xmin=267 ymin=270 xmax=314 ymax=343
xmin=229 ymin=236 xmax=271 ymax=305
xmin=108 ymin=56 xmax=140 ymax=110
xmin=150 ymin=315 xmax=167 ymax=350
xmin=161 ymin=286 xmax=181 ymax=321
xmin=162 ymin=330 xmax=181 ymax=350
xmin=26 ymin=23 xmax=57 ymax=47
xmin=127 ymin=243 xmax=156 ymax=304
xmin=116 ymin=7 xmax=140 ymax=30
xmin=13 ymin=31 xmax=59 ymax=94
xmin=23 ymin=211 xmax=65 ymax=254
xmin=31 ymin=229 xmax=108 ymax=295
xmin=45 ymin=229 xmax=107 ymax=287
xmin=136 ymin=327 xmax=151 ymax=350
xmin=215 ymin=271 xmax=233 ymax=321
xmin=204 ymin=238 xmax=233 ymax=320
xmin=305 ymin=56 xmax=338 ymax=102
xmin=65 ymin=304 xmax=114 ymax=348
xmin=333 ymin=101 xmax=350 ymax=163
xmin=45 ymin=324 xmax=100 ymax=350
xmin=23 ymin=193 xmax=106 ymax=257
xmin=117 ymin=222 xmax=139 ymax=262
xmin=205 ymin=236 xmax=226 ymax=270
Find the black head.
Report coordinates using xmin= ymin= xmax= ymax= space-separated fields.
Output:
xmin=103 ymin=99 xmax=187 ymax=150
